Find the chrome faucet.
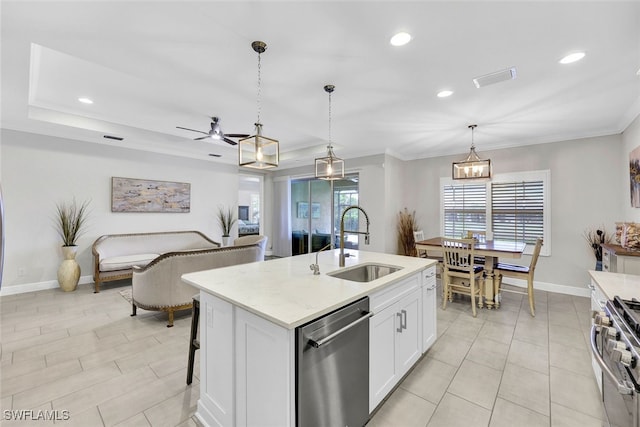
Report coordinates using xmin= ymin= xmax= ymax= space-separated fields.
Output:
xmin=310 ymin=242 xmax=333 ymax=275
xmin=339 ymin=206 xmax=370 ymax=267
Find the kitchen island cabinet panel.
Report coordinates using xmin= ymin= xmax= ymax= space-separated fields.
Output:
xmin=235 ymin=307 xmax=294 ymax=427
xmin=369 ymin=275 xmax=422 ymax=411
xmin=198 ymin=293 xmax=235 ymax=427
xmin=422 ymin=266 xmax=437 ymax=351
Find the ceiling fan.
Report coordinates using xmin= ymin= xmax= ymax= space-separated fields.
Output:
xmin=176 ymin=117 xmax=249 ymax=146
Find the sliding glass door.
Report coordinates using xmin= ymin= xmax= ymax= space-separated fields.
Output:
xmin=291 ymin=174 xmax=358 ymax=255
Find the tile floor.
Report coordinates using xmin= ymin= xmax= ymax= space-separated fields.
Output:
xmin=0 ymin=280 xmax=602 ymax=426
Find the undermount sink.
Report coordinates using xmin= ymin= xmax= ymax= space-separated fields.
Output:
xmin=327 ymin=263 xmax=403 ymax=283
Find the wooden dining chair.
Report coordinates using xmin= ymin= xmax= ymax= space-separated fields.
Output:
xmin=495 ymin=238 xmax=543 ymax=317
xmin=441 ymin=238 xmax=485 ymax=317
xmin=413 ymin=230 xmax=426 ymax=258
xmin=466 ymin=230 xmax=486 ymax=264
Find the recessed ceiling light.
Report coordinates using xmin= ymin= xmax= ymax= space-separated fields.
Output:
xmin=437 ymin=90 xmax=453 ymax=98
xmin=559 ymin=52 xmax=585 ymax=64
xmin=390 ymin=32 xmax=412 ymax=47
xmin=78 ymin=97 xmax=93 ymax=104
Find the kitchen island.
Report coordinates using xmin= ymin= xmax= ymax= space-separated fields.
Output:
xmin=182 ymin=249 xmax=437 ymax=427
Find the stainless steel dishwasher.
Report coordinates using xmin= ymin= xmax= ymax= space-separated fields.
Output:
xmin=296 ymin=296 xmax=372 ymax=427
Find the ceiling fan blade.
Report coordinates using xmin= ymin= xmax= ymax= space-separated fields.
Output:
xmin=176 ymin=126 xmax=209 ymax=135
xmin=225 ymin=133 xmax=250 ymax=138
xmin=223 ymin=137 xmax=238 ymax=146
xmin=194 ymin=136 xmax=210 ymax=141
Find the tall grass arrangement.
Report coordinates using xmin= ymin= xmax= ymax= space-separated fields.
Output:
xmin=397 ymin=208 xmax=418 ymax=256
xmin=217 ymin=206 xmax=237 ymax=237
xmin=56 ymin=199 xmax=90 ymax=246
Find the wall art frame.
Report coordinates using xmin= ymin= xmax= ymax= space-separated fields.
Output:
xmin=111 ymin=177 xmax=191 ymax=213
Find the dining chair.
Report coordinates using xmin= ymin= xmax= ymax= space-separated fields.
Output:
xmin=413 ymin=230 xmax=426 ymax=257
xmin=466 ymin=230 xmax=486 ymax=264
xmin=495 ymin=238 xmax=543 ymax=316
xmin=466 ymin=230 xmax=486 ymax=242
xmin=441 ymin=238 xmax=485 ymax=317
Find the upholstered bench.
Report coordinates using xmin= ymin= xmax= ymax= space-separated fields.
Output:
xmin=92 ymin=230 xmax=219 ymax=292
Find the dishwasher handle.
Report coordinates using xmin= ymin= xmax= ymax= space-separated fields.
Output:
xmin=309 ymin=311 xmax=374 ymax=348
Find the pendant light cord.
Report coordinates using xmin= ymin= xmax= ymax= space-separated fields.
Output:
xmin=328 ymin=89 xmax=332 ymax=148
xmin=256 ymin=52 xmax=261 ymax=124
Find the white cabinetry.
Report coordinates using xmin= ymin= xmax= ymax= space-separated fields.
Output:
xmin=422 ymin=266 xmax=437 ymax=351
xmin=197 ymin=292 xmax=295 ymax=427
xmin=369 ymin=274 xmax=422 ymax=411
xmin=198 ymin=292 xmax=235 ymax=427
xmin=602 ymin=245 xmax=640 ymax=275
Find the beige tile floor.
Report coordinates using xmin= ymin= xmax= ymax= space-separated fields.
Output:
xmin=1 ymin=280 xmax=602 ymax=426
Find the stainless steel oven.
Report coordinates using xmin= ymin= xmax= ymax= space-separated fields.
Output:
xmin=591 ymin=297 xmax=640 ymax=427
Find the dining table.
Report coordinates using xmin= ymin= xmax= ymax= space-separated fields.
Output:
xmin=415 ymin=237 xmax=526 ymax=309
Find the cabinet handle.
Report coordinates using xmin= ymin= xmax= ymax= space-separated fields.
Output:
xmin=401 ymin=309 xmax=407 ymax=330
xmin=397 ymin=312 xmax=403 ymax=333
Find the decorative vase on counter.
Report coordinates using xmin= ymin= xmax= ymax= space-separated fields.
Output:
xmin=595 ymin=260 xmax=603 ymax=271
xmin=58 ymin=245 xmax=80 ymax=292
xmin=222 ymin=236 xmax=231 ymax=247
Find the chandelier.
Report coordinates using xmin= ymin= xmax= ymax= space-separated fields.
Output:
xmin=239 ymin=41 xmax=279 ymax=169
xmin=452 ymin=124 xmax=491 ymax=180
xmin=315 ymin=84 xmax=344 ymax=180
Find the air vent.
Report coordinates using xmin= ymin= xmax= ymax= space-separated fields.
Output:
xmin=103 ymin=135 xmax=123 ymax=141
xmin=473 ymin=67 xmax=517 ymax=88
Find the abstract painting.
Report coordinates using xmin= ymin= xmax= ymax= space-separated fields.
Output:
xmin=111 ymin=177 xmax=190 ymax=213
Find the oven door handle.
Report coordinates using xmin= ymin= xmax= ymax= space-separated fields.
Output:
xmin=590 ymin=325 xmax=634 ymax=395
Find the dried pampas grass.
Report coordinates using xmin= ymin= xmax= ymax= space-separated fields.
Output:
xmin=397 ymin=208 xmax=418 ymax=256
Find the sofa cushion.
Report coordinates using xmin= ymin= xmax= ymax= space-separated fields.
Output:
xmin=100 ymin=254 xmax=159 ymax=272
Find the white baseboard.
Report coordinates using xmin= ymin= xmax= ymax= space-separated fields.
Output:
xmin=0 ymin=275 xmax=94 ymax=296
xmin=501 ymin=277 xmax=591 ymax=298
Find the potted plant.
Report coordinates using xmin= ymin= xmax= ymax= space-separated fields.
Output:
xmin=217 ymin=206 xmax=237 ymax=246
xmin=55 ymin=199 xmax=90 ymax=291
xmin=397 ymin=208 xmax=418 ymax=257
xmin=583 ymin=226 xmax=612 ymax=271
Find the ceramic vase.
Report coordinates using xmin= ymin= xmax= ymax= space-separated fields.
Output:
xmin=58 ymin=246 xmax=80 ymax=292
xmin=222 ymin=236 xmax=231 ymax=247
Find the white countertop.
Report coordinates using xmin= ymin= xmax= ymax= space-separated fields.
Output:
xmin=182 ymin=249 xmax=436 ymax=329
xmin=589 ymin=270 xmax=640 ymax=300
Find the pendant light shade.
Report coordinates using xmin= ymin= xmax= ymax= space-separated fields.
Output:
xmin=315 ymin=85 xmax=344 ymax=180
xmin=239 ymin=41 xmax=279 ymax=170
xmin=452 ymin=124 xmax=491 ymax=180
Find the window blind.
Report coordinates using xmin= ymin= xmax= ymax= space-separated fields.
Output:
xmin=491 ymin=180 xmax=544 ymax=244
xmin=443 ymin=183 xmax=486 ymax=238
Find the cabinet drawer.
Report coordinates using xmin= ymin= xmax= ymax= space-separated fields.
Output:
xmin=370 ymin=274 xmax=420 ymax=314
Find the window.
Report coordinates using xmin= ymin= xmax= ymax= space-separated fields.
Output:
xmin=443 ymin=183 xmax=486 ymax=238
xmin=441 ymin=170 xmax=550 ymax=255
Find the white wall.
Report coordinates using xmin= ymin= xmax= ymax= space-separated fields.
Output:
xmin=405 ymin=133 xmax=625 ymax=290
xmin=1 ymin=129 xmax=240 ymax=290
xmin=623 ymin=114 xmax=640 ymax=222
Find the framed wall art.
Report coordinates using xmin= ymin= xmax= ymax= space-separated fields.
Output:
xmin=111 ymin=177 xmax=190 ymax=213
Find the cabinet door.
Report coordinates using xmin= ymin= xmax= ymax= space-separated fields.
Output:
xmin=396 ymin=288 xmax=422 ymax=377
xmin=199 ymin=292 xmax=235 ymax=427
xmin=422 ymin=268 xmax=437 ymax=352
xmin=369 ymin=303 xmax=399 ymax=411
xmin=235 ymin=307 xmax=294 ymax=427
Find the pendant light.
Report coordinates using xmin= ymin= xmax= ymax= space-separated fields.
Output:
xmin=315 ymin=84 xmax=344 ymax=180
xmin=452 ymin=124 xmax=491 ymax=180
xmin=239 ymin=41 xmax=279 ymax=169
